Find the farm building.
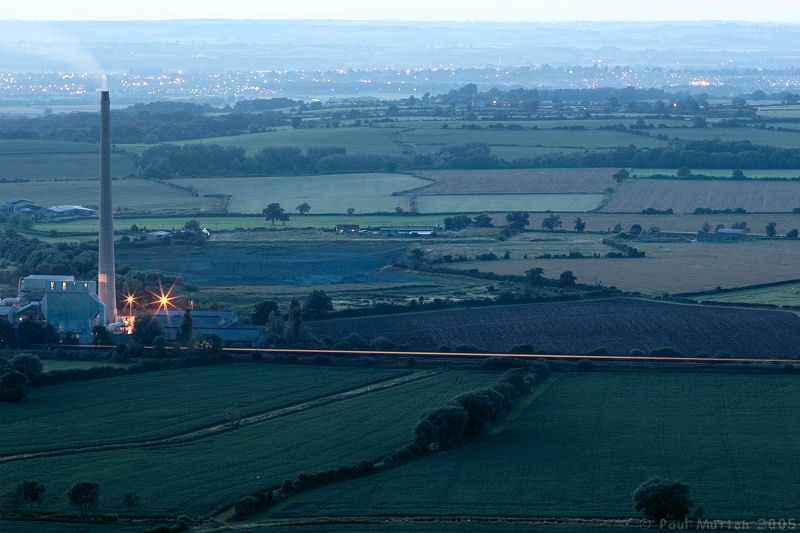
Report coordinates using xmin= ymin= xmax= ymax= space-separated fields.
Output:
xmin=336 ymin=224 xmax=360 ymax=234
xmin=697 ymin=228 xmax=746 ymax=242
xmin=153 ymin=309 xmax=261 ymax=345
xmin=379 ymin=225 xmax=440 ymax=236
xmin=2 ymin=198 xmax=39 ymax=213
xmin=19 ymin=275 xmax=79 ymax=303
xmin=43 ymin=205 xmax=95 ymax=218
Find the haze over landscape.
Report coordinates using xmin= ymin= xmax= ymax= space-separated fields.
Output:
xmin=0 ymin=4 xmax=799 ymax=532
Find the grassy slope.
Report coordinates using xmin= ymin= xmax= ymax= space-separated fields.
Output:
xmin=179 ymin=173 xmax=428 ymax=214
xmin=0 ymin=370 xmax=494 ymax=516
xmin=0 ymin=364 xmax=404 ymax=453
xmin=276 ymin=372 xmax=800 ymax=520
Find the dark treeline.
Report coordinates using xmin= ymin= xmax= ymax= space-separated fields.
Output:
xmin=0 ymin=229 xmax=97 ymax=283
xmin=138 ymin=143 xmax=495 ymax=177
xmin=139 ymin=138 xmax=800 ymax=178
xmin=0 ymin=102 xmax=287 ymax=144
xmin=513 ymin=140 xmax=800 ymax=170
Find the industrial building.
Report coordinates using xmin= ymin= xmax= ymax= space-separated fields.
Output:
xmin=697 ymin=228 xmax=746 ymax=242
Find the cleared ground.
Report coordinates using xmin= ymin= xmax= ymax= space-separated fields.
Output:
xmin=0 ymin=179 xmax=216 ymax=213
xmin=0 ymin=369 xmax=494 ymax=516
xmin=451 ymin=239 xmax=800 ymax=294
xmin=178 ymin=173 xmax=427 ymax=214
xmin=411 ymin=168 xmax=619 ymax=194
xmin=602 ymin=179 xmax=800 ymax=213
xmin=308 ymin=297 xmax=800 ymax=356
xmin=276 ymin=373 xmax=800 ymax=520
xmin=633 ymin=168 xmax=800 ymax=179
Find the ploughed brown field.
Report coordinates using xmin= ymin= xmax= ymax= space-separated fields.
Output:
xmin=409 ymin=168 xmax=620 ymax=194
xmin=309 ymin=298 xmax=800 ymax=357
xmin=490 ymin=212 xmax=800 ymax=235
xmin=449 ymin=239 xmax=800 ymax=294
xmin=601 ymin=179 xmax=800 ymax=213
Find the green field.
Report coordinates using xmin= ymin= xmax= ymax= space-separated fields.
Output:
xmin=33 ymin=214 xmax=448 ymax=235
xmin=120 ymin=127 xmax=401 ymax=157
xmin=179 ymin=173 xmax=427 ymax=214
xmin=699 ymin=283 xmax=800 ymax=307
xmin=0 ymin=179 xmax=216 ymax=212
xmin=275 ymin=372 xmax=800 ymax=521
xmin=666 ymin=126 xmax=800 ymax=148
xmin=633 ymin=168 xmax=800 ymax=179
xmin=0 ymin=139 xmax=136 ymax=181
xmin=0 ymin=368 xmax=494 ymax=516
xmin=0 ymin=364 xmax=405 ymax=453
xmin=40 ymin=359 xmax=129 ymax=372
xmin=413 ymin=193 xmax=605 ymax=213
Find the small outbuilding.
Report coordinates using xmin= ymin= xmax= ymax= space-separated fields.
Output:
xmin=697 ymin=228 xmax=746 ymax=242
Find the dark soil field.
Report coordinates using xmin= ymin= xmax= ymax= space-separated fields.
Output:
xmin=602 ymin=179 xmax=800 ymax=213
xmin=491 ymin=212 xmax=800 ymax=235
xmin=309 ymin=298 xmax=800 ymax=356
xmin=411 ymin=168 xmax=619 ymax=194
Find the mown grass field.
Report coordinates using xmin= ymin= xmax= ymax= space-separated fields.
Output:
xmin=0 ymin=364 xmax=406 ymax=454
xmin=0 ymin=369 xmax=494 ymax=516
xmin=33 ymin=214 xmax=448 ymax=235
xmin=0 ymin=179 xmax=215 ymax=212
xmin=275 ymin=372 xmax=800 ymax=521
xmin=178 ymin=173 xmax=427 ymax=214
xmin=309 ymin=298 xmax=800 ymax=357
xmin=413 ymin=193 xmax=605 ymax=213
xmin=699 ymin=282 xmax=800 ymax=307
xmin=412 ymin=168 xmax=618 ymax=194
xmin=602 ymin=179 xmax=800 ymax=213
xmin=0 ymin=139 xmax=136 ymax=181
xmin=453 ymin=239 xmax=800 ymax=294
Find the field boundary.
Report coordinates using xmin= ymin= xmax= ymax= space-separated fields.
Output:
xmin=0 ymin=370 xmax=438 ymax=464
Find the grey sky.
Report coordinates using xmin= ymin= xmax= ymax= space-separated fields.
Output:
xmin=3 ymin=0 xmax=800 ymax=22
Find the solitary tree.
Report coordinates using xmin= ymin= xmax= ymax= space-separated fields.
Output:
xmin=732 ymin=169 xmax=745 ymax=179
xmin=8 ymin=481 xmax=45 ymax=511
xmin=525 ymin=267 xmax=545 ymax=287
xmin=11 ymin=354 xmax=43 ymax=382
xmin=505 ymin=212 xmax=529 ymax=230
xmin=787 ymin=229 xmax=799 ymax=239
xmin=266 ymin=311 xmax=286 ymax=347
xmin=701 ymin=223 xmax=711 ymax=234
xmin=574 ymin=217 xmax=586 ymax=232
xmin=676 ymin=167 xmax=692 ymax=179
xmin=766 ymin=222 xmax=777 ymax=237
xmin=559 ymin=271 xmax=577 ymax=287
xmin=630 ymin=224 xmax=643 ymax=236
xmin=262 ymin=203 xmax=286 ymax=224
xmin=303 ymin=290 xmax=333 ymax=320
xmin=251 ymin=300 xmax=279 ymax=325
xmin=542 ymin=214 xmax=563 ymax=232
xmin=633 ymin=478 xmax=692 ymax=522
xmin=287 ymin=300 xmax=303 ymax=345
xmin=278 ymin=211 xmax=291 ymax=225
xmin=0 ymin=370 xmax=29 ymax=402
xmin=473 ymin=213 xmax=493 ymax=227
xmin=176 ymin=309 xmax=193 ymax=344
xmin=296 ymin=202 xmax=311 ymax=215
xmin=347 ymin=207 xmax=356 ymax=215
xmin=67 ymin=481 xmax=100 ymax=514
xmin=183 ymin=219 xmax=201 ymax=232
xmin=91 ymin=325 xmax=113 ymax=346
xmin=132 ymin=315 xmax=164 ymax=346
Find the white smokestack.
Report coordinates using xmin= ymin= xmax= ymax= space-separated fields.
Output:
xmin=98 ymin=90 xmax=116 ymax=323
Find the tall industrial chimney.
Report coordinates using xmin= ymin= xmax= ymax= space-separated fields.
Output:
xmin=98 ymin=91 xmax=117 ymax=323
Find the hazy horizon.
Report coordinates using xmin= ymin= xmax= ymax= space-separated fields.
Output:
xmin=4 ymin=0 xmax=800 ymax=23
